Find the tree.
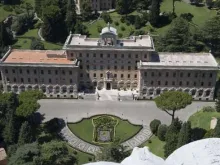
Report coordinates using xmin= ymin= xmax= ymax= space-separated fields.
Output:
xmin=30 ymin=39 xmax=45 ymax=50
xmin=35 ymin=0 xmax=43 ymax=16
xmin=38 ymin=141 xmax=76 ymax=165
xmin=101 ymin=12 xmax=112 ymax=23
xmin=165 ymin=118 xmax=182 ymax=141
xmin=134 ymin=15 xmax=142 ymax=29
xmin=157 ymin=17 xmax=197 ymax=52
xmin=155 ymin=91 xmax=192 ymax=121
xmin=116 ymin=0 xmax=133 ymax=15
xmin=149 ymin=0 xmax=161 ymax=26
xmin=65 ymin=0 xmax=77 ymax=32
xmin=18 ymin=121 xmax=33 ymax=145
xmin=164 ymin=133 xmax=178 ymax=158
xmin=150 ymin=119 xmax=161 ymax=135
xmin=177 ymin=121 xmax=191 ymax=148
xmin=96 ymin=139 xmax=130 ymax=162
xmin=180 ymin=13 xmax=194 ymax=22
xmin=8 ymin=143 xmax=40 ymax=165
xmin=16 ymin=99 xmax=40 ymax=118
xmin=202 ymin=16 xmax=220 ymax=53
xmin=81 ymin=0 xmax=92 ymax=21
xmin=74 ymin=22 xmax=89 ymax=35
xmin=19 ymin=90 xmax=44 ymax=102
xmin=213 ymin=118 xmax=220 ymax=137
xmin=216 ymin=94 xmax=220 ymax=112
xmin=157 ymin=124 xmax=167 ymax=141
xmin=3 ymin=110 xmax=16 ymax=145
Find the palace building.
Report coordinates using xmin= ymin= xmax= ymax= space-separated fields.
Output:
xmin=0 ymin=24 xmax=219 ymax=100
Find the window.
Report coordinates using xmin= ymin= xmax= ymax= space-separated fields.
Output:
xmin=107 ymin=54 xmax=110 ymax=58
xmin=151 ymin=72 xmax=154 ymax=77
xmin=80 ymin=65 xmax=83 ymax=69
xmin=55 ymin=70 xmax=58 ymax=75
xmin=180 ymin=73 xmax=183 ymax=77
xmin=100 ymin=73 xmax=103 ymax=77
xmin=144 ymin=72 xmax=147 ymax=77
xmin=69 ymin=71 xmax=72 ymax=75
xmin=210 ymin=73 xmax=213 ymax=78
xmin=128 ymin=66 xmax=131 ymax=70
xmin=151 ymin=81 xmax=154 ymax=85
xmin=12 ymin=69 xmax=15 ymax=73
xmin=114 ymin=54 xmax=117 ymax=58
xmin=135 ymin=54 xmax=138 ymax=58
xmin=87 ymin=73 xmax=89 ymax=78
xmin=100 ymin=54 xmax=103 ymax=58
xmin=70 ymin=79 xmax=72 ymax=83
xmin=14 ymin=78 xmax=16 ymax=82
xmin=194 ymin=82 xmax=196 ymax=86
xmin=166 ymin=72 xmax=169 ymax=77
xmin=107 ymin=66 xmax=110 ymax=70
xmin=159 ymin=72 xmax=161 ymax=76
xmin=80 ymin=73 xmax=83 ymax=77
xmin=100 ymin=65 xmax=103 ymax=70
xmin=128 ymin=54 xmax=131 ymax=58
xmin=195 ymin=73 xmax=198 ymax=78
xmin=41 ymin=70 xmax=44 ymax=74
xmin=35 ymin=78 xmax=38 ymax=83
xmin=49 ymin=78 xmax=51 ymax=83
xmin=179 ymin=81 xmax=182 ymax=86
xmin=28 ymin=78 xmax=31 ymax=83
xmin=114 ymin=66 xmax=117 ymax=70
xmin=79 ymin=53 xmax=82 ymax=57
xmin=128 ymin=61 xmax=131 ymax=64
xmin=128 ymin=74 xmax=130 ymax=78
xmin=202 ymin=73 xmax=205 ymax=77
xmin=134 ymin=74 xmax=137 ymax=78
xmin=158 ymin=81 xmax=160 ymax=85
xmin=188 ymin=73 xmax=191 ymax=77
xmin=144 ymin=54 xmax=147 ymax=58
xmin=21 ymin=78 xmax=24 ymax=83
xmin=208 ymin=82 xmax=211 ymax=86
xmin=94 ymin=73 xmax=96 ymax=77
xmin=114 ymin=74 xmax=117 ymax=78
xmin=86 ymin=53 xmax=89 ymax=57
xmin=165 ymin=81 xmax=168 ymax=85
xmin=94 ymin=65 xmax=96 ymax=70
xmin=48 ymin=70 xmax=51 ymax=74
xmin=93 ymin=53 xmax=96 ymax=57
xmin=135 ymin=66 xmax=137 ymax=70
xmin=121 ymin=54 xmax=124 ymax=58
xmin=71 ymin=53 xmax=73 ymax=57
xmin=87 ymin=65 xmax=89 ymax=70
xmin=201 ymin=82 xmax=204 ymax=86
xmin=121 ymin=74 xmax=124 ymax=78
xmin=34 ymin=70 xmax=37 ymax=74
xmin=5 ymin=69 xmax=8 ymax=73
xmin=172 ymin=81 xmax=175 ymax=85
xmin=187 ymin=81 xmax=189 ymax=85
xmin=19 ymin=69 xmax=22 ymax=74
xmin=173 ymin=73 xmax=176 ymax=77
xmin=121 ymin=66 xmax=124 ymax=70
xmin=62 ymin=70 xmax=65 ymax=75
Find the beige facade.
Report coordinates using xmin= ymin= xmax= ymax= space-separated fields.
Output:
xmin=0 ymin=25 xmax=219 ymax=100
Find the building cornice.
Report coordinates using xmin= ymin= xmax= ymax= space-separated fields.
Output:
xmin=138 ymin=65 xmax=219 ymax=70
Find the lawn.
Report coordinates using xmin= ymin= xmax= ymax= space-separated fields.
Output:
xmin=20 ymin=28 xmax=39 ymax=38
xmin=0 ymin=5 xmax=15 ymax=22
xmin=68 ymin=145 xmax=94 ymax=165
xmin=141 ymin=135 xmax=165 ymax=158
xmin=12 ymin=38 xmax=32 ymax=49
xmin=67 ymin=115 xmax=142 ymax=144
xmin=188 ymin=110 xmax=220 ymax=130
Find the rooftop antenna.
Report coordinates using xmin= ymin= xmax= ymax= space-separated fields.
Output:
xmin=107 ymin=22 xmax=110 ymax=31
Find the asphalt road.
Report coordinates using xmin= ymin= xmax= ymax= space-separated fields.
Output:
xmin=38 ymin=99 xmax=215 ymax=125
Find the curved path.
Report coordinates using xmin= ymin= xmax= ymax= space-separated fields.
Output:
xmin=60 ymin=124 xmax=151 ymax=155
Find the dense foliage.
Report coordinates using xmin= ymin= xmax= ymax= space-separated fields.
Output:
xmin=177 ymin=121 xmax=191 ymax=148
xmin=149 ymin=0 xmax=161 ymax=26
xmin=157 ymin=124 xmax=167 ymax=141
xmin=213 ymin=118 xmax=220 ymax=137
xmin=150 ymin=119 xmax=161 ymax=135
xmin=155 ymin=91 xmax=192 ymax=121
xmin=30 ymin=39 xmax=45 ymax=50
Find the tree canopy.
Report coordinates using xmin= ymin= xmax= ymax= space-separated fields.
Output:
xmin=155 ymin=91 xmax=192 ymax=121
xmin=116 ymin=0 xmax=133 ymax=15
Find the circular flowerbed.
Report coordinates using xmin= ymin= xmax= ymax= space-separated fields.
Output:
xmin=67 ymin=115 xmax=142 ymax=145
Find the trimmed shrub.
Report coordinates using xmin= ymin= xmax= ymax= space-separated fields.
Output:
xmin=118 ymin=33 xmax=123 ymax=38
xmin=150 ymin=119 xmax=161 ymax=135
xmin=204 ymin=129 xmax=214 ymax=138
xmin=121 ymin=26 xmax=125 ymax=31
xmin=3 ymin=5 xmax=13 ymax=12
xmin=191 ymin=127 xmax=207 ymax=141
xmin=202 ymin=106 xmax=215 ymax=112
xmin=114 ymin=21 xmax=119 ymax=26
xmin=120 ymin=16 xmax=126 ymax=23
xmin=157 ymin=124 xmax=167 ymax=141
xmin=97 ymin=25 xmax=103 ymax=33
xmin=126 ymin=22 xmax=130 ymax=26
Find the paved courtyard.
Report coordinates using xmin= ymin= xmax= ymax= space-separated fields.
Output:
xmin=38 ymin=99 xmax=215 ymax=125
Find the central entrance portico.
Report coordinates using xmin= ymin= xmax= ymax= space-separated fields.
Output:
xmin=106 ymin=82 xmax=111 ymax=90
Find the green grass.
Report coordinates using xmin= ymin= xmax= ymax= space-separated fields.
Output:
xmin=20 ymin=28 xmax=39 ymax=38
xmin=67 ymin=145 xmax=94 ymax=165
xmin=43 ymin=41 xmax=63 ymax=50
xmin=67 ymin=115 xmax=142 ymax=145
xmin=0 ymin=5 xmax=15 ymax=22
xmin=12 ymin=38 xmax=32 ymax=49
xmin=188 ymin=111 xmax=220 ymax=130
xmin=141 ymin=136 xmax=165 ymax=158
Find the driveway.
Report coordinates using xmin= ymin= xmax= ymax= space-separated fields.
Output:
xmin=38 ymin=99 xmax=215 ymax=125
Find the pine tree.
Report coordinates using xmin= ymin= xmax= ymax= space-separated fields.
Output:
xmin=149 ymin=0 xmax=161 ymax=26
xmin=213 ymin=118 xmax=220 ymax=137
xmin=177 ymin=121 xmax=191 ymax=148
xmin=35 ymin=0 xmax=42 ymax=17
xmin=215 ymin=94 xmax=220 ymax=112
xmin=18 ymin=121 xmax=33 ymax=145
xmin=3 ymin=110 xmax=16 ymax=145
xmin=164 ymin=133 xmax=178 ymax=158
xmin=165 ymin=118 xmax=182 ymax=141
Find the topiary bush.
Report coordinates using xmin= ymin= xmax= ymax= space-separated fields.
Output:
xmin=120 ymin=16 xmax=126 ymax=23
xmin=157 ymin=124 xmax=167 ymax=141
xmin=114 ymin=21 xmax=119 ymax=26
xmin=118 ymin=33 xmax=123 ymax=38
xmin=202 ymin=106 xmax=215 ymax=112
xmin=121 ymin=26 xmax=125 ymax=31
xmin=204 ymin=129 xmax=214 ymax=138
xmin=150 ymin=119 xmax=161 ymax=135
